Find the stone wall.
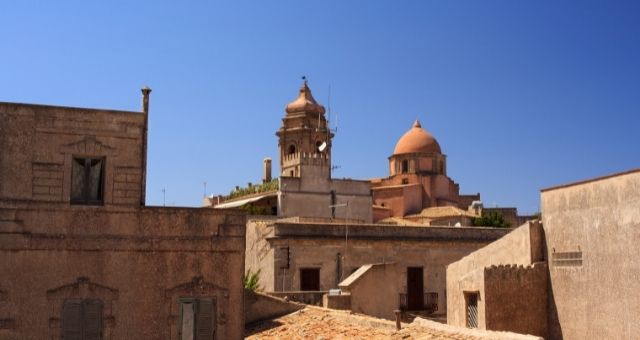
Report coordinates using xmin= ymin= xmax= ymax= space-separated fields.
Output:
xmin=0 ymin=203 xmax=246 ymax=340
xmin=279 ymin=174 xmax=372 ymax=223
xmin=246 ymin=219 xmax=510 ymax=320
xmin=447 ymin=221 xmax=545 ymax=333
xmin=541 ymin=169 xmax=640 ymax=340
xmin=484 ymin=263 xmax=548 ymax=337
xmin=0 ymin=102 xmax=145 ymax=205
xmin=244 ymin=289 xmax=304 ymax=325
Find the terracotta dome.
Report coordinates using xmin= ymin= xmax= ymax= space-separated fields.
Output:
xmin=393 ymin=120 xmax=441 ymax=155
xmin=285 ymin=81 xmax=326 ymax=115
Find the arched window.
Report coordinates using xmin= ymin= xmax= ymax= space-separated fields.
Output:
xmin=401 ymin=160 xmax=409 ymax=174
xmin=288 ymin=145 xmax=296 ymax=155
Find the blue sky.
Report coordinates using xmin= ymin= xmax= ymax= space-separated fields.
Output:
xmin=1 ymin=1 xmax=638 ymax=213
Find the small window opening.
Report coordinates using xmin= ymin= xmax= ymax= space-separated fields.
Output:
xmin=402 ymin=178 xmax=409 ymax=185
xmin=465 ymin=292 xmax=479 ymax=328
xmin=71 ymin=157 xmax=104 ymax=205
xmin=288 ymin=145 xmax=296 ymax=155
xmin=401 ymin=160 xmax=409 ymax=174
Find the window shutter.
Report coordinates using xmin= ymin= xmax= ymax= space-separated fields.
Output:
xmin=62 ymin=299 xmax=83 ymax=340
xmin=195 ymin=299 xmax=215 ymax=340
xmin=83 ymin=299 xmax=103 ymax=340
xmin=180 ymin=301 xmax=195 ymax=340
xmin=88 ymin=159 xmax=104 ymax=201
xmin=71 ymin=159 xmax=86 ymax=202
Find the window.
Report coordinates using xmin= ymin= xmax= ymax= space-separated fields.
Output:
xmin=402 ymin=179 xmax=409 ymax=185
xmin=401 ymin=160 xmax=408 ymax=174
xmin=288 ymin=145 xmax=296 ymax=155
xmin=465 ymin=292 xmax=479 ymax=328
xmin=178 ymin=298 xmax=216 ymax=340
xmin=62 ymin=299 xmax=103 ymax=340
xmin=71 ymin=157 xmax=104 ymax=204
xmin=300 ymin=268 xmax=320 ymax=291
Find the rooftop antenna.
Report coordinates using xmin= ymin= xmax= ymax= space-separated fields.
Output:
xmin=162 ymin=188 xmax=166 ymax=207
xmin=203 ymin=181 xmax=207 ymax=198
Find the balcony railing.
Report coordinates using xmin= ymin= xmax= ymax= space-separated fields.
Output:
xmin=399 ymin=292 xmax=438 ymax=312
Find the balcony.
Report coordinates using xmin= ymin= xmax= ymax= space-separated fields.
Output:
xmin=399 ymin=292 xmax=438 ymax=313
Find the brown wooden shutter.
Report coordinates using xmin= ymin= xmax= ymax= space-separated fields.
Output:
xmin=62 ymin=299 xmax=83 ymax=340
xmin=195 ymin=299 xmax=215 ymax=340
xmin=83 ymin=299 xmax=103 ymax=340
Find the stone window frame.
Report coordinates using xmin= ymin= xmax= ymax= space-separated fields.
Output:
xmin=177 ymin=297 xmax=217 ymax=340
xmin=60 ymin=135 xmax=118 ymax=205
xmin=165 ymin=276 xmax=229 ymax=340
xmin=46 ymin=277 xmax=118 ymax=340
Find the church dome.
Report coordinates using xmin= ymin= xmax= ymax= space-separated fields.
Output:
xmin=393 ymin=120 xmax=441 ymax=155
xmin=285 ymin=80 xmax=326 ymax=115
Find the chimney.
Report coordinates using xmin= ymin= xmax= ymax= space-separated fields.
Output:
xmin=263 ymin=157 xmax=272 ymax=183
xmin=141 ymin=86 xmax=152 ymax=114
xmin=139 ymin=86 xmax=152 ymax=206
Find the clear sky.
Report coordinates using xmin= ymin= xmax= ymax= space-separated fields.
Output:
xmin=2 ymin=1 xmax=639 ymax=213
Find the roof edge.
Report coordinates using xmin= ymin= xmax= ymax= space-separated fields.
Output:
xmin=540 ymin=168 xmax=640 ymax=193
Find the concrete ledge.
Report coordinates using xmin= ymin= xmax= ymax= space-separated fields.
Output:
xmin=244 ymin=289 xmax=305 ymax=324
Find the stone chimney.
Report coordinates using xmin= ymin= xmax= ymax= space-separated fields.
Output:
xmin=263 ymin=157 xmax=272 ymax=183
xmin=141 ymin=86 xmax=152 ymax=114
xmin=140 ymin=86 xmax=152 ymax=206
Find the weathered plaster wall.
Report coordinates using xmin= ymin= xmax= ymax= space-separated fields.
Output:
xmin=339 ymin=263 xmax=401 ymax=320
xmin=541 ymin=169 xmax=640 ymax=340
xmin=245 ymin=218 xmax=277 ymax=291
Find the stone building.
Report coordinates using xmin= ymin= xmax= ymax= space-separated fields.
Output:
xmin=246 ymin=217 xmax=510 ymax=320
xmin=209 ymin=80 xmax=512 ymax=321
xmin=370 ymin=120 xmax=463 ymax=221
xmin=0 ymin=90 xmax=246 ymax=339
xmin=210 ymin=80 xmax=372 ymax=223
xmin=446 ymin=168 xmax=640 ymax=339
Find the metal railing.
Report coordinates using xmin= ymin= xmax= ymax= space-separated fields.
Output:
xmin=399 ymin=292 xmax=438 ymax=312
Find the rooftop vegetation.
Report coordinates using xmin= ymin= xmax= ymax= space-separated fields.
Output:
xmin=228 ymin=179 xmax=278 ymax=199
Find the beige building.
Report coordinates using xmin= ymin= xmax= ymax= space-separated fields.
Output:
xmin=447 ymin=168 xmax=640 ymax=339
xmin=245 ymin=217 xmax=510 ymax=320
xmin=0 ymin=90 xmax=246 ymax=339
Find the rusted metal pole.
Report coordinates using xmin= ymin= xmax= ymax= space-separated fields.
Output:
xmin=394 ymin=309 xmax=401 ymax=330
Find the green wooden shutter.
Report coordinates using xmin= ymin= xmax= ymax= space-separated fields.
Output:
xmin=62 ymin=299 xmax=83 ymax=340
xmin=83 ymin=299 xmax=103 ymax=340
xmin=179 ymin=300 xmax=196 ymax=340
xmin=195 ymin=299 xmax=215 ymax=340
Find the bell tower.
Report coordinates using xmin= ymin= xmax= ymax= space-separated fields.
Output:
xmin=276 ymin=79 xmax=334 ymax=178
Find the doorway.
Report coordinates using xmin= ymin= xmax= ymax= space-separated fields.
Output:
xmin=407 ymin=267 xmax=424 ymax=310
xmin=300 ymin=268 xmax=320 ymax=291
